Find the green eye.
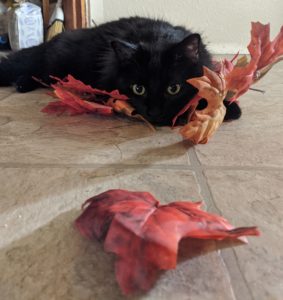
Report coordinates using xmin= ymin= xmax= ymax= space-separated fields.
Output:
xmin=132 ymin=84 xmax=146 ymax=96
xmin=167 ymin=84 xmax=181 ymax=95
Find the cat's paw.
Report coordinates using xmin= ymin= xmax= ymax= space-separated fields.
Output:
xmin=223 ymin=100 xmax=242 ymax=121
xmin=15 ymin=76 xmax=38 ymax=93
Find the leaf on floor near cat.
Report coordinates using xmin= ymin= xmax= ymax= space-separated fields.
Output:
xmin=50 ymin=75 xmax=128 ymax=101
xmin=41 ymin=75 xmax=128 ymax=116
xmin=41 ymin=75 xmax=156 ymax=130
xmin=177 ymin=22 xmax=283 ymax=144
xmin=174 ymin=67 xmax=226 ymax=144
xmin=75 ymin=189 xmax=260 ymax=295
xmin=225 ymin=22 xmax=283 ymax=102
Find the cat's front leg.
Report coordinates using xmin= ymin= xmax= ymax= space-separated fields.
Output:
xmin=223 ymin=100 xmax=242 ymax=121
xmin=15 ymin=75 xmax=40 ymax=93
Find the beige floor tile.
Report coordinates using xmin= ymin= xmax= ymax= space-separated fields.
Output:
xmin=0 ymin=87 xmax=13 ymax=98
xmin=0 ymin=93 xmax=189 ymax=166
xmin=0 ymin=167 xmax=235 ymax=300
xmin=205 ymin=170 xmax=283 ymax=300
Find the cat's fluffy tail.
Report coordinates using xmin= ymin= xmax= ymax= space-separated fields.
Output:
xmin=0 ymin=44 xmax=45 ymax=91
xmin=0 ymin=54 xmax=16 ymax=85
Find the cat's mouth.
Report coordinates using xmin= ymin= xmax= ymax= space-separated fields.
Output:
xmin=143 ymin=99 xmax=208 ymax=126
xmin=130 ymin=110 xmax=169 ymax=126
xmin=132 ymin=111 xmax=170 ymax=126
xmin=128 ymin=106 xmax=190 ymax=127
xmin=128 ymin=99 xmax=195 ymax=127
xmin=133 ymin=112 xmax=186 ymax=127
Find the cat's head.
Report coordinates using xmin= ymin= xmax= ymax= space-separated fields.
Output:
xmin=111 ymin=34 xmax=211 ymax=126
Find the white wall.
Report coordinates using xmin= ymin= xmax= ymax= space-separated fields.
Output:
xmin=89 ymin=0 xmax=283 ymax=54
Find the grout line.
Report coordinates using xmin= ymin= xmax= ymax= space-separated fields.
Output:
xmin=0 ymin=93 xmax=13 ymax=101
xmin=0 ymin=162 xmax=195 ymax=170
xmin=204 ymin=165 xmax=283 ymax=172
xmin=218 ymin=250 xmax=238 ymax=300
xmin=188 ymin=146 xmax=224 ymax=213
xmin=220 ymin=248 xmax=256 ymax=300
xmin=0 ymin=161 xmax=282 ymax=172
xmin=188 ymin=145 xmax=255 ymax=300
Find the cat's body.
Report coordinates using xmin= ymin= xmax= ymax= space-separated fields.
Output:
xmin=0 ymin=17 xmax=241 ymax=125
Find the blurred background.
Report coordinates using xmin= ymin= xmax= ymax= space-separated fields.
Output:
xmin=89 ymin=0 xmax=283 ymax=54
xmin=1 ymin=0 xmax=282 ymax=53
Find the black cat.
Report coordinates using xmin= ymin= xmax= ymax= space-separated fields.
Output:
xmin=0 ymin=17 xmax=241 ymax=125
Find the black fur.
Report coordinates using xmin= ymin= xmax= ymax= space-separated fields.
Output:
xmin=0 ymin=17 xmax=241 ymax=125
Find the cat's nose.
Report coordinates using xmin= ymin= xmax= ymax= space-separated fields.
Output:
xmin=147 ymin=107 xmax=161 ymax=117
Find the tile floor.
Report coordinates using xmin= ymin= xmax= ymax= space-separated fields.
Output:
xmin=0 ymin=62 xmax=282 ymax=300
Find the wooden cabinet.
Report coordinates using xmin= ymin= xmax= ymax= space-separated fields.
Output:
xmin=42 ymin=0 xmax=86 ymax=30
xmin=42 ymin=0 xmax=50 ymax=28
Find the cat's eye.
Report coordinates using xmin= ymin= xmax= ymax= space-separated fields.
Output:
xmin=167 ymin=84 xmax=181 ymax=95
xmin=132 ymin=84 xmax=146 ymax=96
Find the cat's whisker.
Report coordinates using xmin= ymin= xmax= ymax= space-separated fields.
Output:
xmin=249 ymin=87 xmax=266 ymax=94
xmin=133 ymin=114 xmax=156 ymax=132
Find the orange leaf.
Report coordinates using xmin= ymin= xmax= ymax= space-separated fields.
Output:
xmin=177 ymin=67 xmax=226 ymax=144
xmin=106 ymin=98 xmax=135 ymax=116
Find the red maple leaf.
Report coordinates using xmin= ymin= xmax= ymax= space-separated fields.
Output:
xmin=75 ymin=189 xmax=260 ymax=295
xmin=43 ymin=86 xmax=114 ymax=116
xmin=225 ymin=22 xmax=283 ymax=101
xmin=50 ymin=75 xmax=128 ymax=100
xmin=252 ymin=22 xmax=283 ymax=69
xmin=41 ymin=75 xmax=128 ymax=116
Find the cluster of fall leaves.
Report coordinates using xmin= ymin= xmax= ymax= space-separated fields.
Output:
xmin=176 ymin=22 xmax=283 ymax=143
xmin=42 ymin=22 xmax=283 ymax=144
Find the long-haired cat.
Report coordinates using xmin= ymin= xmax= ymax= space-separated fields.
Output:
xmin=0 ymin=17 xmax=241 ymax=125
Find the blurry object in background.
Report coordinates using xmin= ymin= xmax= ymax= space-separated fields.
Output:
xmin=0 ymin=0 xmax=10 ymax=50
xmin=0 ymin=33 xmax=10 ymax=50
xmin=0 ymin=2 xmax=7 ymax=35
xmin=7 ymin=1 xmax=43 ymax=50
xmin=41 ymin=0 xmax=87 ymax=32
xmin=0 ymin=0 xmax=6 ymax=12
xmin=28 ymin=0 xmax=41 ymax=6
xmin=46 ymin=0 xmax=64 ymax=41
xmin=41 ymin=0 xmax=49 ymax=29
xmin=63 ymin=0 xmax=87 ymax=30
xmin=1 ymin=0 xmax=14 ymax=9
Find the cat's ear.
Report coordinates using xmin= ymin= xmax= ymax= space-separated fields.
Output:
xmin=174 ymin=34 xmax=201 ymax=62
xmin=111 ymin=40 xmax=139 ymax=61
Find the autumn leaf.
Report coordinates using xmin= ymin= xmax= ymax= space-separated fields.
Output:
xmin=225 ymin=22 xmax=283 ymax=101
xmin=75 ymin=189 xmax=260 ymax=295
xmin=41 ymin=75 xmax=156 ymax=130
xmin=42 ymin=87 xmax=114 ymax=116
xmin=41 ymin=75 xmax=128 ymax=116
xmin=252 ymin=22 xmax=283 ymax=69
xmin=50 ymin=75 xmax=128 ymax=100
xmin=174 ymin=67 xmax=226 ymax=144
